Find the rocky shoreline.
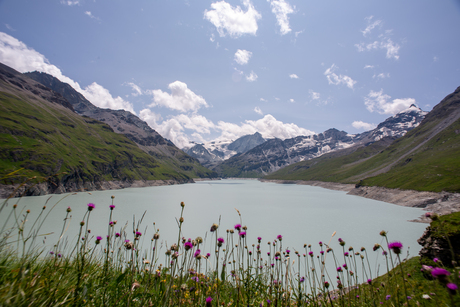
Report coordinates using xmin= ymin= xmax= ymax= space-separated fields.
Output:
xmin=0 ymin=178 xmax=194 ymax=199
xmin=259 ymin=179 xmax=460 ymax=223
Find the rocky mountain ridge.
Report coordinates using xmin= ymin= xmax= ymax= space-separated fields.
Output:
xmin=208 ymin=105 xmax=427 ymax=177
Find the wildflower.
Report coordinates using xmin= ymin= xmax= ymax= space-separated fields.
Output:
xmin=210 ymin=223 xmax=218 ymax=232
xmin=308 ymin=251 xmax=313 ymax=257
xmin=206 ymin=253 xmax=211 ymax=258
xmin=433 ymin=257 xmax=439 ymax=263
xmin=320 ymin=250 xmax=324 ymax=255
xmin=87 ymin=203 xmax=95 ymax=211
xmin=153 ymin=233 xmax=160 ymax=240
xmin=344 ymin=252 xmax=349 ymax=256
xmin=239 ymin=231 xmax=246 ymax=238
xmin=217 ymin=237 xmax=224 ymax=247
xmin=324 ymin=281 xmax=330 ymax=288
xmin=205 ymin=296 xmax=212 ymax=307
xmin=337 ymin=267 xmax=342 ymax=272
xmin=135 ymin=231 xmax=142 ymax=237
xmin=184 ymin=241 xmax=193 ymax=250
xmin=286 ymin=249 xmax=290 ymax=254
xmin=388 ymin=241 xmax=403 ymax=254
xmin=115 ymin=232 xmax=120 ymax=237
xmin=407 ymin=296 xmax=412 ymax=300
xmin=277 ymin=234 xmax=282 ymax=241
xmin=66 ymin=206 xmax=71 ymax=213
xmin=96 ymin=236 xmax=102 ymax=244
xmin=338 ymin=238 xmax=345 ymax=246
xmin=109 ymin=204 xmax=115 ymax=210
xmin=194 ymin=249 xmax=201 ymax=258
xmin=234 ymin=224 xmax=242 ymax=231
xmin=379 ymin=230 xmax=387 ymax=237
xmin=386 ymin=295 xmax=391 ymax=300
xmin=257 ymin=236 xmax=262 ymax=242
xmin=300 ymin=276 xmax=305 ymax=283
xmin=109 ymin=221 xmax=114 ymax=226
xmin=367 ymin=279 xmax=372 ymax=285
xmin=319 ymin=241 xmax=323 ymax=246
xmin=180 ymin=202 xmax=185 ymax=207
xmin=382 ymin=250 xmax=388 ymax=256
xmin=57 ymin=253 xmax=62 ymax=258
xmin=50 ymin=251 xmax=54 ymax=255
xmin=447 ymin=283 xmax=458 ymax=295
xmin=431 ymin=267 xmax=450 ymax=279
xmin=422 ymin=294 xmax=431 ymax=299
xmin=373 ymin=243 xmax=380 ymax=251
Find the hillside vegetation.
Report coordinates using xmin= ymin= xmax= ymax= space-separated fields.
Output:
xmin=265 ymin=86 xmax=460 ymax=193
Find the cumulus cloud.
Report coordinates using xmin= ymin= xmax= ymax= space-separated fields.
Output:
xmin=148 ymin=81 xmax=208 ymax=112
xmin=246 ymin=71 xmax=258 ymax=82
xmin=324 ymin=64 xmax=356 ymax=89
xmin=352 ymin=120 xmax=376 ymax=131
xmin=364 ymin=89 xmax=416 ymax=115
xmin=84 ymin=11 xmax=100 ymax=20
xmin=364 ymin=65 xmax=374 ymax=69
xmin=308 ymin=90 xmax=320 ymax=101
xmin=260 ymin=98 xmax=267 ymax=102
xmin=289 ymin=74 xmax=299 ymax=79
xmin=234 ymin=49 xmax=252 ymax=65
xmin=204 ymin=0 xmax=262 ymax=38
xmin=254 ymin=106 xmax=263 ymax=115
xmin=268 ymin=0 xmax=295 ymax=35
xmin=373 ymin=72 xmax=390 ymax=79
xmin=0 ymin=32 xmax=135 ymax=113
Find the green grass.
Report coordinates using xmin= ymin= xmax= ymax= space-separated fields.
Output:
xmin=0 ymin=91 xmax=193 ymax=185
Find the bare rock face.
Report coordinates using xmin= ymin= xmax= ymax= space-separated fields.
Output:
xmin=418 ymin=212 xmax=460 ymax=267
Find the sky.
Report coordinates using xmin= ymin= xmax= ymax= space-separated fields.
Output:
xmin=0 ymin=0 xmax=459 ymax=148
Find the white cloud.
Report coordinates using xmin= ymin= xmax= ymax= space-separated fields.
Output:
xmin=324 ymin=64 xmax=356 ymax=89
xmin=204 ymin=0 xmax=262 ymax=38
xmin=352 ymin=120 xmax=376 ymax=131
xmin=361 ymin=16 xmax=382 ymax=37
xmin=308 ymin=90 xmax=320 ymax=101
xmin=260 ymin=98 xmax=267 ymax=102
xmin=246 ymin=71 xmax=258 ymax=82
xmin=289 ymin=98 xmax=295 ymax=103
xmin=60 ymin=0 xmax=80 ymax=5
xmin=289 ymin=74 xmax=299 ymax=79
xmin=364 ymin=89 xmax=416 ymax=115
xmin=84 ymin=11 xmax=99 ymax=20
xmin=254 ymin=106 xmax=263 ymax=115
xmin=0 ymin=32 xmax=135 ymax=113
xmin=268 ymin=0 xmax=295 ymax=35
xmin=355 ymin=17 xmax=400 ymax=60
xmin=364 ymin=65 xmax=374 ymax=69
xmin=373 ymin=72 xmax=390 ymax=79
xmin=126 ymin=82 xmax=143 ymax=96
xmin=234 ymin=49 xmax=252 ymax=65
xmin=148 ymin=81 xmax=208 ymax=112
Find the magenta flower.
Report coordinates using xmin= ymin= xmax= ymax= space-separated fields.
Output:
xmin=239 ymin=231 xmax=246 ymax=238
xmin=206 ymin=296 xmax=213 ymax=307
xmin=433 ymin=257 xmax=439 ymax=263
xmin=308 ymin=251 xmax=313 ymax=257
xmin=184 ymin=241 xmax=193 ymax=250
xmin=388 ymin=241 xmax=403 ymax=254
xmin=135 ymin=231 xmax=142 ymax=237
xmin=96 ymin=236 xmax=103 ymax=240
xmin=194 ymin=249 xmax=201 ymax=258
xmin=109 ymin=204 xmax=115 ymax=210
xmin=431 ymin=268 xmax=450 ymax=278
xmin=286 ymin=249 xmax=290 ymax=254
xmin=447 ymin=283 xmax=458 ymax=290
xmin=217 ymin=237 xmax=225 ymax=244
xmin=234 ymin=224 xmax=242 ymax=231
xmin=206 ymin=253 xmax=211 ymax=258
xmin=257 ymin=236 xmax=262 ymax=242
xmin=87 ymin=203 xmax=95 ymax=211
xmin=115 ymin=232 xmax=120 ymax=237
xmin=277 ymin=234 xmax=282 ymax=241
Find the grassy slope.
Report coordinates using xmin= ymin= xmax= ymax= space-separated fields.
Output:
xmin=0 ymin=90 xmax=190 ymax=183
xmin=265 ymin=90 xmax=460 ymax=192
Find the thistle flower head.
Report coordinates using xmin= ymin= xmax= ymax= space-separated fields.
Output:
xmin=184 ymin=241 xmax=193 ymax=251
xmin=388 ymin=241 xmax=403 ymax=254
xmin=277 ymin=234 xmax=282 ymax=241
xmin=205 ymin=296 xmax=212 ymax=307
xmin=239 ymin=231 xmax=246 ymax=238
xmin=210 ymin=223 xmax=219 ymax=232
xmin=66 ymin=206 xmax=72 ymax=213
xmin=234 ymin=224 xmax=242 ymax=231
xmin=109 ymin=204 xmax=115 ymax=210
xmin=135 ymin=231 xmax=142 ymax=237
xmin=431 ymin=268 xmax=450 ymax=278
xmin=87 ymin=203 xmax=95 ymax=211
xmin=217 ymin=237 xmax=225 ymax=246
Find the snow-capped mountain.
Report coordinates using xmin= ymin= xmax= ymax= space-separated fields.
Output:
xmin=211 ymin=105 xmax=427 ymax=177
xmin=182 ymin=132 xmax=266 ymax=168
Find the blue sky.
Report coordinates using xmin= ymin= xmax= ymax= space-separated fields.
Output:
xmin=1 ymin=0 xmax=459 ymax=148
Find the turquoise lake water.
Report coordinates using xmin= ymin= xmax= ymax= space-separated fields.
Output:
xmin=1 ymin=179 xmax=427 ymax=277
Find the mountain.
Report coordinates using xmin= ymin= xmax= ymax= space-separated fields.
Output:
xmin=24 ymin=71 xmax=216 ymax=179
xmin=182 ymin=132 xmax=266 ymax=168
xmin=213 ymin=106 xmax=427 ymax=178
xmin=0 ymin=63 xmax=213 ymax=196
xmin=265 ymin=86 xmax=460 ymax=192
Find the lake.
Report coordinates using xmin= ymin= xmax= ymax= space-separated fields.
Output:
xmin=1 ymin=179 xmax=427 ymax=278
